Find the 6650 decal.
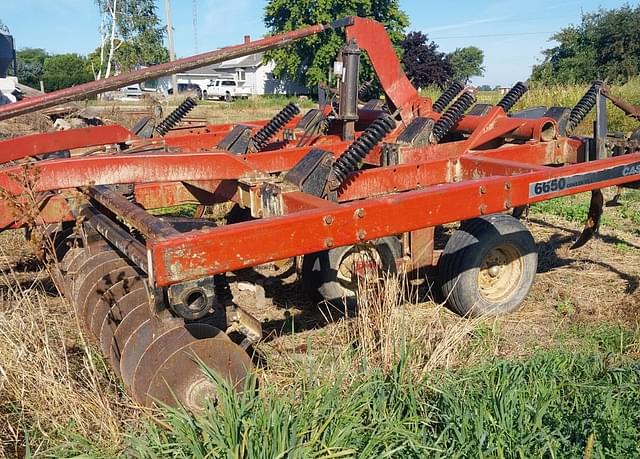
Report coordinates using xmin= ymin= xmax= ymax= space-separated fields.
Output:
xmin=532 ymin=178 xmax=567 ymax=195
xmin=529 ymin=161 xmax=640 ymax=198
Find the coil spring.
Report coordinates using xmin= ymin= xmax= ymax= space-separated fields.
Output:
xmin=251 ymin=103 xmax=300 ymax=151
xmin=433 ymin=80 xmax=465 ymax=113
xmin=566 ymin=82 xmax=602 ymax=134
xmin=431 ymin=92 xmax=476 ymax=144
xmin=497 ymin=81 xmax=528 ymax=112
xmin=214 ymin=274 xmax=233 ymax=306
xmin=358 ymin=80 xmax=375 ymax=102
xmin=333 ymin=115 xmax=396 ymax=184
xmin=155 ymin=97 xmax=197 ymax=136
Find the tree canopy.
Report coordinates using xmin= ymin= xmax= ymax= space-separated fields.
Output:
xmin=116 ymin=0 xmax=169 ymax=70
xmin=448 ymin=47 xmax=484 ymax=83
xmin=264 ymin=0 xmax=409 ymax=90
xmin=14 ymin=48 xmax=48 ymax=88
xmin=531 ymin=5 xmax=640 ymax=85
xmin=401 ymin=31 xmax=452 ymax=89
xmin=14 ymin=49 xmax=93 ymax=91
xmin=91 ymin=0 xmax=168 ymax=78
xmin=42 ymin=54 xmax=93 ymax=92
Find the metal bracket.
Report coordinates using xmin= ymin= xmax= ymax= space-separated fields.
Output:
xmin=130 ymin=116 xmax=156 ymax=139
xmin=595 ymin=87 xmax=608 ymax=161
xmin=468 ymin=103 xmax=493 ymax=117
xmin=396 ymin=117 xmax=434 ymax=147
xmin=284 ymin=148 xmax=334 ymax=197
xmin=543 ymin=107 xmax=571 ymax=135
xmin=217 ymin=125 xmax=253 ymax=154
xmin=381 ymin=143 xmax=400 ymax=166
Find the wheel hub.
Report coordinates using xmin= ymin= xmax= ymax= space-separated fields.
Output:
xmin=478 ymin=243 xmax=524 ymax=304
xmin=336 ymin=245 xmax=383 ymax=295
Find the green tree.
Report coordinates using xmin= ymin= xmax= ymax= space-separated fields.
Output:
xmin=264 ymin=0 xmax=409 ymax=90
xmin=92 ymin=0 xmax=168 ymax=79
xmin=116 ymin=0 xmax=169 ymax=70
xmin=531 ymin=5 xmax=640 ymax=85
xmin=15 ymin=48 xmax=48 ymax=88
xmin=448 ymin=46 xmax=485 ymax=83
xmin=42 ymin=54 xmax=93 ymax=91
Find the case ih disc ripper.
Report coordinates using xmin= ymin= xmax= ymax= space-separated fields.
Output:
xmin=1 ymin=17 xmax=639 ymax=410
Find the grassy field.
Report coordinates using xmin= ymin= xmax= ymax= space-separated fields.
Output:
xmin=1 ymin=85 xmax=640 ymax=457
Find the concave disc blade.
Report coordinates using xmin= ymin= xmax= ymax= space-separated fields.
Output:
xmin=61 ymin=248 xmax=89 ymax=299
xmin=74 ymin=253 xmax=130 ymax=330
xmin=64 ymin=242 xmax=109 ymax=299
xmin=59 ymin=247 xmax=83 ymax=274
xmin=100 ymin=287 xmax=147 ymax=357
xmin=72 ymin=250 xmax=121 ymax=321
xmin=89 ymin=272 xmax=144 ymax=339
xmin=109 ymin=300 xmax=148 ymax=378
xmin=54 ymin=247 xmax=83 ymax=295
xmin=147 ymin=337 xmax=253 ymax=411
xmin=132 ymin=323 xmax=227 ymax=405
xmin=118 ymin=315 xmax=161 ymax=390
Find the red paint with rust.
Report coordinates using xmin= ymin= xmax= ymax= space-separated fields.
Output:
xmin=1 ymin=16 xmax=639 ymax=291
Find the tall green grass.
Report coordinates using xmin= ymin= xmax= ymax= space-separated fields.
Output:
xmin=58 ymin=349 xmax=640 ymax=458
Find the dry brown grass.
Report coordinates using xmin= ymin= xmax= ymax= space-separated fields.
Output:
xmin=347 ymin=273 xmax=478 ymax=375
xmin=0 ymin=230 xmax=138 ymax=458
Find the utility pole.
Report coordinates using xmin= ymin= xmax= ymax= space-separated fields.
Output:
xmin=164 ymin=0 xmax=177 ymax=95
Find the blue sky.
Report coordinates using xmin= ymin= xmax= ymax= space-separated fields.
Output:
xmin=0 ymin=0 xmax=632 ymax=86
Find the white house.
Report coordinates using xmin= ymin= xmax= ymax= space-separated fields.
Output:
xmin=153 ymin=49 xmax=309 ymax=97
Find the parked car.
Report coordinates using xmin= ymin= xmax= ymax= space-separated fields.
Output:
xmin=205 ymin=79 xmax=251 ymax=101
xmin=112 ymin=83 xmax=159 ymax=101
xmin=168 ymin=83 xmax=203 ymax=100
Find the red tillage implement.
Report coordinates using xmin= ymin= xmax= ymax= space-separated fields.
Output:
xmin=1 ymin=17 xmax=639 ymax=410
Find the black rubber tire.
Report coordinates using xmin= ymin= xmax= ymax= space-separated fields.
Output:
xmin=302 ymin=237 xmax=401 ymax=308
xmin=225 ymin=92 xmax=232 ymax=102
xmin=438 ymin=214 xmax=538 ymax=317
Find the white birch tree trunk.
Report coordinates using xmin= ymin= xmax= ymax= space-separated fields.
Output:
xmin=104 ymin=0 xmax=118 ymax=79
xmin=95 ymin=13 xmax=107 ymax=80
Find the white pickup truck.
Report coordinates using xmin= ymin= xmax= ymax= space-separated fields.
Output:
xmin=204 ymin=79 xmax=251 ymax=101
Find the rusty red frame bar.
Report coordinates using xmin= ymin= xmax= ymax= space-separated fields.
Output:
xmin=149 ymin=151 xmax=640 ymax=286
